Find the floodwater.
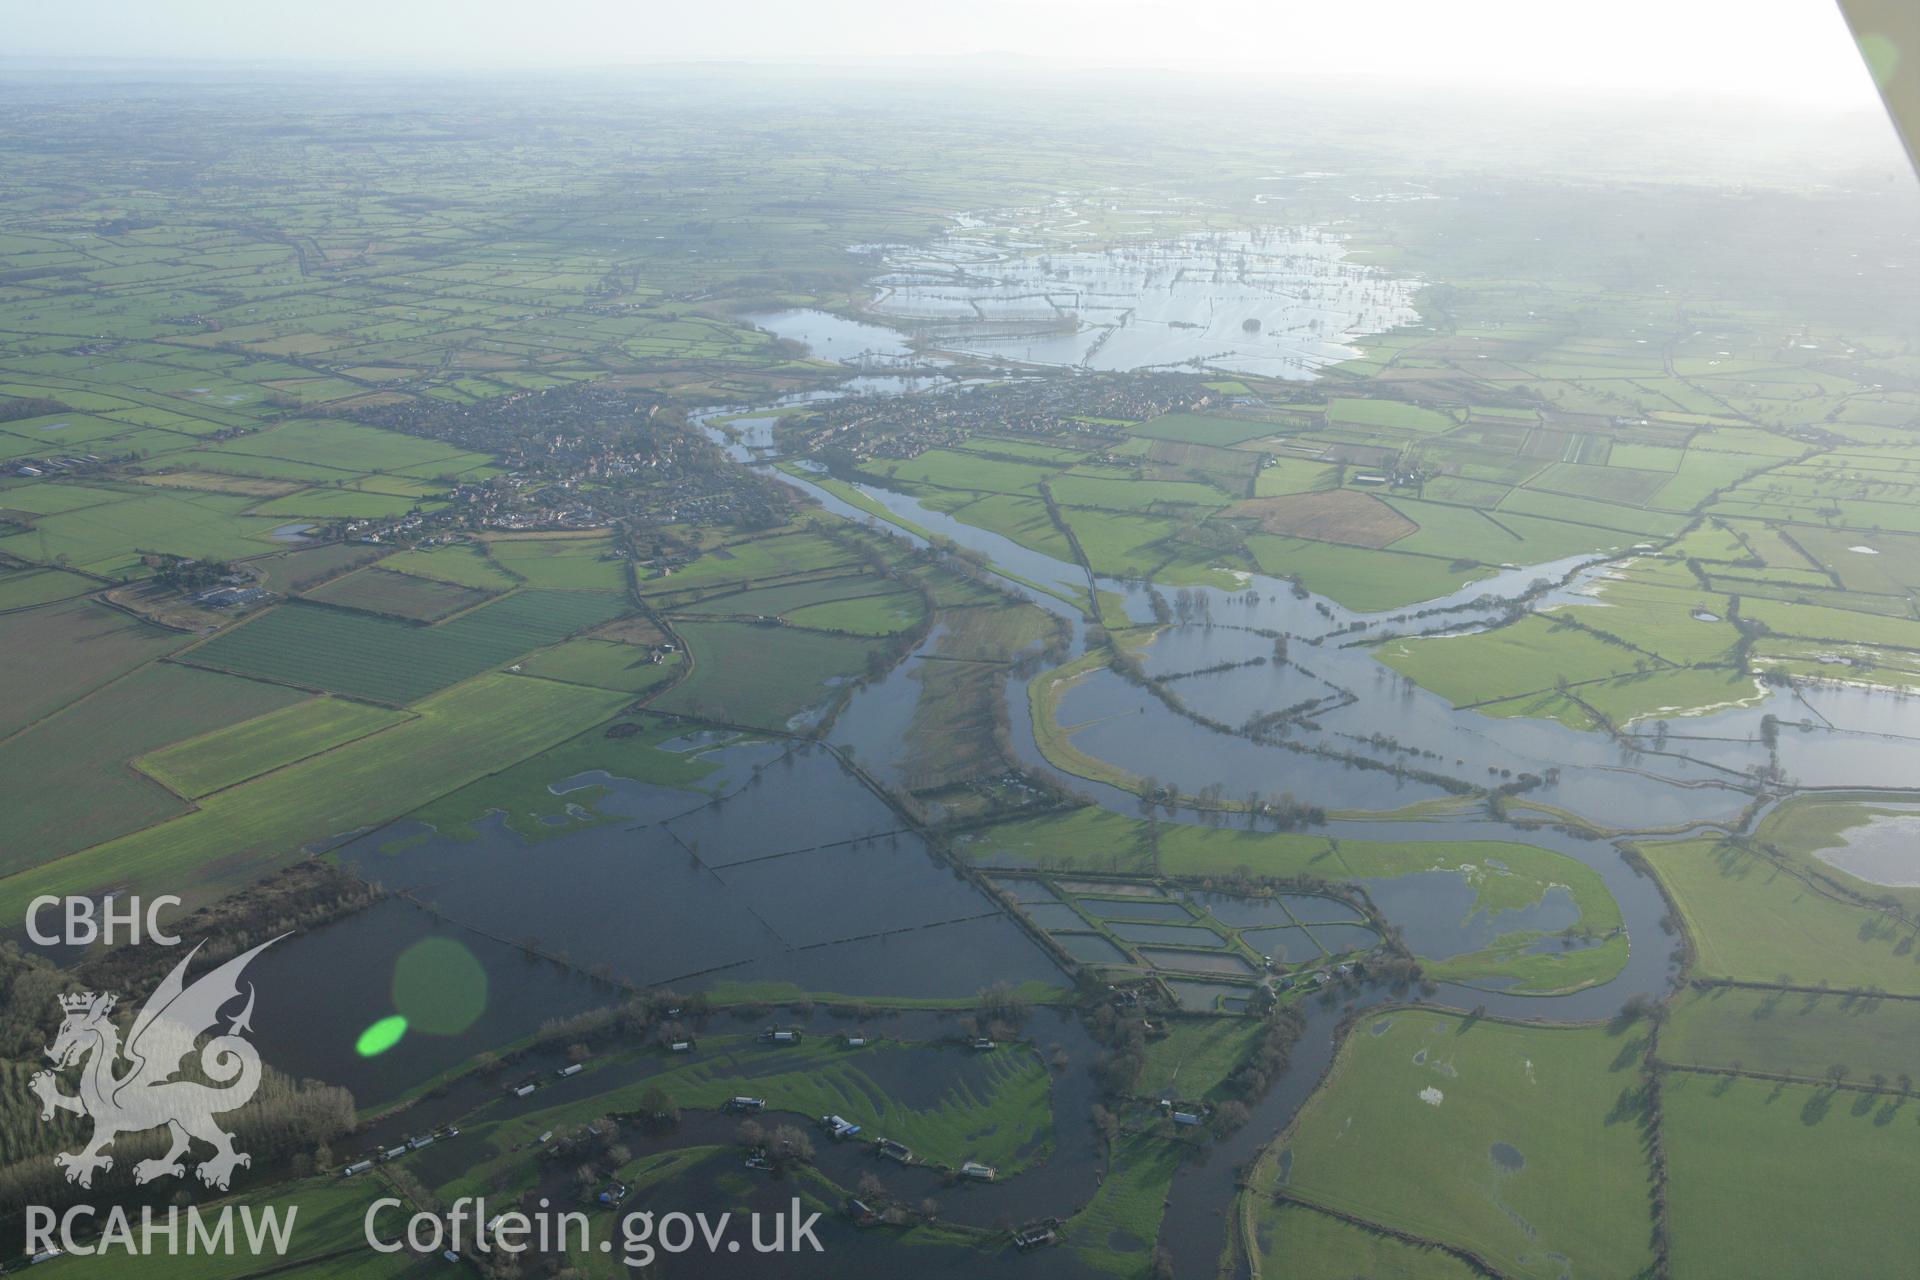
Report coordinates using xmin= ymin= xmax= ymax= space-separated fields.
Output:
xmin=257 ymin=742 xmax=1069 ymax=1104
xmin=1809 ymin=809 xmax=1920 ymax=886
xmin=867 ymin=225 xmax=1420 ymax=378
xmin=1361 ymin=873 xmax=1580 ymax=959
xmin=742 ymin=308 xmax=918 ymax=366
xmin=724 ymin=436 xmax=1818 ymax=831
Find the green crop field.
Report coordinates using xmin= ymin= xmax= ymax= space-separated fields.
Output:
xmin=0 ymin=488 xmax=288 ymax=576
xmin=180 ymin=590 xmax=628 ymax=703
xmin=636 ymin=531 xmax=858 ymax=594
xmin=135 ymin=695 xmax=412 ymax=798
xmin=1264 ymin=1012 xmax=1654 ymax=1279
xmin=1327 ymin=397 xmax=1458 ymax=434
xmin=0 ymin=565 xmax=97 ymax=608
xmin=89 ymin=1176 xmax=417 ymax=1280
xmin=301 ymin=565 xmax=496 ymax=620
xmin=251 ymin=487 xmax=435 ymax=520
xmin=673 ymin=573 xmax=887 ymax=617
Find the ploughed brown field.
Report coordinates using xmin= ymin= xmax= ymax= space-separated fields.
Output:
xmin=1229 ymin=489 xmax=1416 ymax=548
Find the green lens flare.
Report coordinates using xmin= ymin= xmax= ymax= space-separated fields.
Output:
xmin=1859 ymin=33 xmax=1901 ymax=89
xmin=392 ymin=936 xmax=489 ymax=1035
xmin=355 ymin=1015 xmax=408 ymax=1057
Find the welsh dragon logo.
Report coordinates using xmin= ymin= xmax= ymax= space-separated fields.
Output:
xmin=30 ymin=937 xmax=281 ymax=1190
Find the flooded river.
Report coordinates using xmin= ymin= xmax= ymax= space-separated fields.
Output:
xmin=249 ymin=280 xmax=1920 ymax=1276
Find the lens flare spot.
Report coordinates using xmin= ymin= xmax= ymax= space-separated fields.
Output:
xmin=356 ymin=1015 xmax=408 ymax=1057
xmin=1859 ymin=32 xmax=1902 ymax=89
xmin=392 ymin=937 xmax=489 ymax=1035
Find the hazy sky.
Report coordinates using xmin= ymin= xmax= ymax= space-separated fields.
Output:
xmin=3 ymin=0 xmax=1882 ymax=110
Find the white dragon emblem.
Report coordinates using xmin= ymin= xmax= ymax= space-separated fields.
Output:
xmin=30 ymin=937 xmax=282 ymax=1190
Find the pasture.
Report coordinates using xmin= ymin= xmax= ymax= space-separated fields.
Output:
xmin=1661 ymin=1073 xmax=1919 ymax=1280
xmin=135 ymin=696 xmax=411 ymax=798
xmin=1267 ymin=1012 xmax=1654 ymax=1280
xmin=483 ymin=533 xmax=630 ymax=590
xmin=1245 ymin=534 xmax=1483 ymax=610
xmin=652 ymin=619 xmax=887 ymax=728
xmin=378 ymin=542 xmax=520 ymax=591
xmin=517 ymin=637 xmax=679 ymax=693
xmin=1378 ymin=615 xmax=1646 ymax=707
xmin=0 ymin=673 xmax=627 ymax=919
xmin=1660 ymin=984 xmax=1920 ymax=1085
xmin=0 ymin=663 xmax=306 ymax=874
xmin=1251 ymin=1202 xmax=1481 ymax=1280
xmin=1638 ymin=836 xmax=1920 ymax=992
xmin=181 ymin=590 xmax=628 ymax=703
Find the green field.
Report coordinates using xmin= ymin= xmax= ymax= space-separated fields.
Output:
xmin=0 ymin=487 xmax=288 ymax=576
xmin=637 ymin=531 xmax=857 ymax=594
xmin=1639 ymin=836 xmax=1920 ymax=992
xmin=378 ymin=542 xmax=520 ymax=591
xmin=1661 ymin=1072 xmax=1919 ymax=1280
xmin=784 ymin=587 xmax=924 ymax=634
xmin=483 ymin=533 xmax=631 ymax=589
xmin=0 ymin=673 xmax=627 ymax=918
xmin=78 ymin=1175 xmax=422 ymax=1280
xmin=135 ymin=695 xmax=411 ymax=798
xmin=181 ymin=590 xmax=628 ymax=703
xmin=1660 ymin=984 xmax=1920 ymax=1084
xmin=1377 ymin=614 xmax=1649 ymax=707
xmin=1262 ymin=1012 xmax=1654 ymax=1279
xmin=1250 ymin=1201 xmax=1483 ymax=1280
xmin=301 ymin=565 xmax=496 ymax=620
xmin=1126 ymin=412 xmax=1272 ymax=446
xmin=0 ymin=597 xmax=187 ymax=736
xmin=1246 ymin=534 xmax=1485 ymax=611
xmin=0 ymin=663 xmax=307 ymax=874
xmin=516 ymin=636 xmax=680 ymax=693
xmin=1137 ymin=1018 xmax=1264 ymax=1101
xmin=652 ymin=619 xmax=887 ymax=728
xmin=1064 ymin=1131 xmax=1188 ymax=1275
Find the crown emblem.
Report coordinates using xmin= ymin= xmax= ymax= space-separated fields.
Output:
xmin=58 ymin=991 xmax=110 ymax=1014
